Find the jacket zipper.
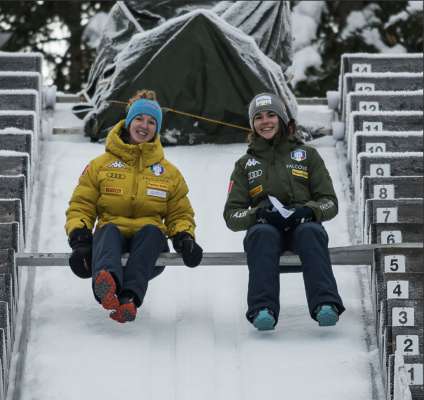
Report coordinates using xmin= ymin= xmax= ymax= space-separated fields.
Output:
xmin=131 ymin=155 xmax=141 ymax=218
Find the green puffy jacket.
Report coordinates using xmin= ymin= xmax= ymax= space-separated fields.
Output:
xmin=223 ymin=132 xmax=338 ymax=231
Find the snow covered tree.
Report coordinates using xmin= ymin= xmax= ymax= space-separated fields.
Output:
xmin=0 ymin=1 xmax=113 ymax=91
xmin=292 ymin=0 xmax=423 ymax=97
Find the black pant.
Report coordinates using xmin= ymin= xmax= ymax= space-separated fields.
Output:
xmin=92 ymin=224 xmax=169 ymax=307
xmin=243 ymin=222 xmax=345 ymax=323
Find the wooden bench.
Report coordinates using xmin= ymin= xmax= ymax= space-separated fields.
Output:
xmin=15 ymin=242 xmax=423 ymax=270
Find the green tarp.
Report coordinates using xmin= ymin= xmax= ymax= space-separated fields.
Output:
xmin=79 ymin=3 xmax=296 ymax=144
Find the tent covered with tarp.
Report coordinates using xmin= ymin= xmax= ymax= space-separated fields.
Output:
xmin=78 ymin=2 xmax=296 ymax=143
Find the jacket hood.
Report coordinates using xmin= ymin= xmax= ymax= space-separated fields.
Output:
xmin=105 ymin=120 xmax=164 ymax=167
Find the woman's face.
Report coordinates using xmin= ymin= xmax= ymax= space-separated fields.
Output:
xmin=128 ymin=114 xmax=157 ymax=144
xmin=253 ymin=111 xmax=280 ymax=140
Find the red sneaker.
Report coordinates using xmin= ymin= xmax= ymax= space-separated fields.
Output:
xmin=94 ymin=270 xmax=120 ymax=310
xmin=110 ymin=299 xmax=137 ymax=323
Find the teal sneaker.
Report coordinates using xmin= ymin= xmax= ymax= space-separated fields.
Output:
xmin=315 ymin=304 xmax=339 ymax=327
xmin=252 ymin=308 xmax=276 ymax=331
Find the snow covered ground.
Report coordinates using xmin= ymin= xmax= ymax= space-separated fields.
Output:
xmin=13 ymin=126 xmax=384 ymax=400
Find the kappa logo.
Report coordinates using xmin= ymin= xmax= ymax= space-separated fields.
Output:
xmin=245 ymin=158 xmax=261 ymax=168
xmin=108 ymin=160 xmax=127 ymax=169
xmin=255 ymin=95 xmax=272 ymax=107
xmin=290 ymin=149 xmax=307 ymax=162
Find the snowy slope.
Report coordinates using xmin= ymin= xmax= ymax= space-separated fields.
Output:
xmin=16 ymin=133 xmax=382 ymax=400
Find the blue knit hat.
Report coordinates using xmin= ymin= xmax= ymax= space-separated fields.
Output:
xmin=125 ymin=98 xmax=162 ymax=133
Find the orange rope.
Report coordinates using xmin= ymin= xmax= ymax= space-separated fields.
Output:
xmin=109 ymin=100 xmax=252 ymax=133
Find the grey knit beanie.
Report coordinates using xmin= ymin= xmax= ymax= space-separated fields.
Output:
xmin=248 ymin=93 xmax=289 ymax=130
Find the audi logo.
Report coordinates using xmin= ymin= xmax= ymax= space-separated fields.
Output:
xmin=248 ymin=169 xmax=263 ymax=180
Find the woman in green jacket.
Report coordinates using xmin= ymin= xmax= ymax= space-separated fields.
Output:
xmin=65 ymin=90 xmax=203 ymax=323
xmin=223 ymin=92 xmax=344 ymax=331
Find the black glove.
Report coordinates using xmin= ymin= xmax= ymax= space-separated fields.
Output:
xmin=68 ymin=227 xmax=93 ymax=279
xmin=256 ymin=207 xmax=286 ymax=231
xmin=284 ymin=206 xmax=315 ymax=230
xmin=172 ymin=232 xmax=203 ymax=268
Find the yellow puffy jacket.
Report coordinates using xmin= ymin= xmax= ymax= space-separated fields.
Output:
xmin=65 ymin=120 xmax=196 ymax=238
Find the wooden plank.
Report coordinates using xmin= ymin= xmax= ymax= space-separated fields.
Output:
xmin=374 ymin=246 xmax=423 ymax=274
xmin=342 ymin=74 xmax=423 ymax=121
xmin=386 ymin=299 xmax=424 ymax=328
xmin=0 ymin=250 xmax=18 ymax=307
xmin=364 ymin=198 xmax=424 ymax=231
xmin=0 ymin=73 xmax=41 ymax=92
xmin=52 ymin=127 xmax=84 ymax=135
xmin=0 ymin=53 xmax=43 ymax=73
xmin=354 ymin=132 xmax=423 ymax=156
xmin=347 ymin=91 xmax=423 ymax=113
xmin=356 ymin=153 xmax=423 ymax=195
xmin=0 ymin=113 xmax=34 ymax=132
xmin=0 ymin=91 xmax=37 ymax=112
xmin=0 ymin=154 xmax=29 ymax=188
xmin=0 ymin=223 xmax=19 ymax=252
xmin=15 ymin=243 xmax=423 ymax=267
xmin=362 ymin=176 xmax=424 ymax=203
xmin=384 ymin=326 xmax=424 ymax=359
xmin=0 ymin=131 xmax=32 ymax=157
xmin=341 ymin=53 xmax=423 ymax=74
xmin=368 ymin=223 xmax=423 ymax=245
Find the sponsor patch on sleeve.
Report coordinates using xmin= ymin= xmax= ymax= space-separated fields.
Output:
xmin=249 ymin=185 xmax=263 ymax=197
xmin=228 ymin=180 xmax=234 ymax=193
xmin=292 ymin=169 xmax=309 ymax=179
xmin=104 ymin=187 xmax=123 ymax=195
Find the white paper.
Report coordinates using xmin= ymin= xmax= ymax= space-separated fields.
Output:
xmin=268 ymin=195 xmax=295 ymax=218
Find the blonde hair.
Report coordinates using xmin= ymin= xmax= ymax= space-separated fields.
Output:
xmin=126 ymin=89 xmax=158 ymax=111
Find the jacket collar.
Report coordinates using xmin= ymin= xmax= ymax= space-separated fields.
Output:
xmin=247 ymin=131 xmax=301 ymax=157
xmin=105 ymin=120 xmax=165 ymax=167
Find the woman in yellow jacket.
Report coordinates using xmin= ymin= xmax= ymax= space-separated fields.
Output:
xmin=65 ymin=90 xmax=203 ymax=323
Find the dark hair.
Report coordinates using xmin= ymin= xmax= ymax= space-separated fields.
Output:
xmin=247 ymin=117 xmax=292 ymax=144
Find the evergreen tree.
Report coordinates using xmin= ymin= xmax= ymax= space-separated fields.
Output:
xmin=0 ymin=1 xmax=113 ymax=91
xmin=294 ymin=0 xmax=423 ymax=97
